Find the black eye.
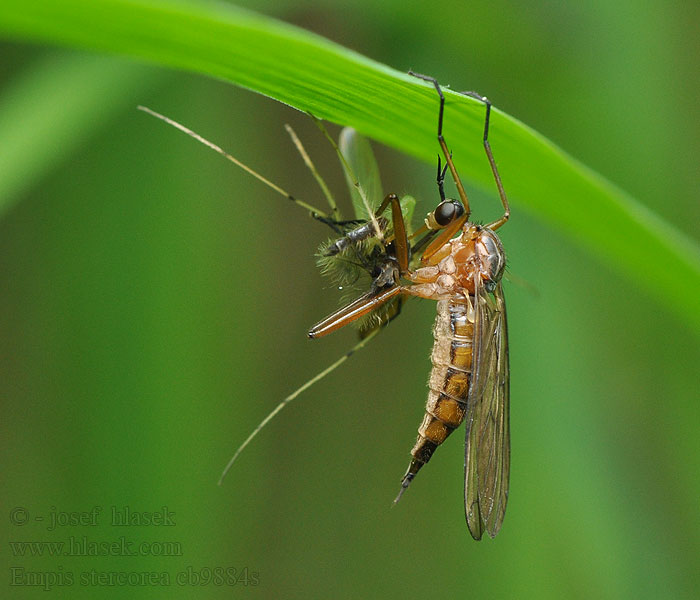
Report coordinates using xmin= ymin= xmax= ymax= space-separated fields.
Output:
xmin=434 ymin=200 xmax=464 ymax=226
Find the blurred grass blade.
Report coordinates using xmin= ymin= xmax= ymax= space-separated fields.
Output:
xmin=0 ymin=0 xmax=699 ymax=332
xmin=0 ymin=52 xmax=162 ymax=216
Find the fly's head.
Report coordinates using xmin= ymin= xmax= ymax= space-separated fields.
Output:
xmin=370 ymin=256 xmax=400 ymax=291
xmin=424 ymin=199 xmax=465 ymax=231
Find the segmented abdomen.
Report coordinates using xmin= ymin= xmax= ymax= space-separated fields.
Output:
xmin=407 ymin=298 xmax=474 ymax=475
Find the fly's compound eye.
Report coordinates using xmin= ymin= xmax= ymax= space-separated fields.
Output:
xmin=433 ymin=200 xmax=464 ymax=227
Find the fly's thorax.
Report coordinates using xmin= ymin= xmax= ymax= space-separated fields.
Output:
xmin=455 ymin=224 xmax=506 ymax=293
xmin=473 ymin=226 xmax=506 ymax=292
xmin=406 ymin=224 xmax=506 ymax=300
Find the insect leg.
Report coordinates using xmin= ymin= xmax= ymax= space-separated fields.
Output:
xmin=284 ymin=123 xmax=341 ymax=222
xmin=308 ymin=286 xmax=404 ymax=339
xmin=137 ymin=106 xmax=338 ymax=229
xmin=219 ymin=326 xmax=383 ymax=484
xmin=408 ymin=71 xmax=471 ymax=220
xmin=459 ymin=91 xmax=510 ymax=231
xmin=374 ymin=193 xmax=409 ymax=274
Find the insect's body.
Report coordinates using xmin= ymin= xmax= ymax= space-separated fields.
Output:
xmin=393 ymin=223 xmax=510 ymax=539
xmin=140 ymin=72 xmax=511 ymax=540
xmin=402 ymin=225 xmax=506 ymax=479
xmin=409 ymin=296 xmax=473 ymax=471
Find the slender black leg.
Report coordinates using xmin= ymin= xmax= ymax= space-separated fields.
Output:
xmin=408 ymin=71 xmax=471 ymax=219
xmin=436 ymin=156 xmax=449 ymax=202
xmin=313 ymin=214 xmax=351 ymax=235
xmin=458 ymin=91 xmax=510 ymax=230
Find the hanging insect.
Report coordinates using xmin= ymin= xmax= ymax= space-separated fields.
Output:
xmin=305 ymin=73 xmax=511 ymax=539
xmin=138 ymin=71 xmax=510 ymax=540
xmin=399 ymin=72 xmax=510 ymax=540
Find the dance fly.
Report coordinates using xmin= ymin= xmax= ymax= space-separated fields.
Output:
xmin=139 ymin=73 xmax=511 ymax=539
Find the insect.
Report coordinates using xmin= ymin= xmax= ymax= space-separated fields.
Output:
xmin=397 ymin=72 xmax=511 ymax=540
xmin=139 ymin=71 xmax=510 ymax=540
xmin=308 ymin=73 xmax=511 ymax=540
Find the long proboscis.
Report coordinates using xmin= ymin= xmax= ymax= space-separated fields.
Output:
xmin=137 ymin=106 xmax=330 ymax=219
xmin=218 ymin=328 xmax=380 ymax=485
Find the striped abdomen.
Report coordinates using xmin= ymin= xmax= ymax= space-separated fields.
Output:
xmin=403 ymin=298 xmax=474 ymax=485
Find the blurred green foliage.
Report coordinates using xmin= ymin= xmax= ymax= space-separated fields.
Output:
xmin=0 ymin=1 xmax=698 ymax=599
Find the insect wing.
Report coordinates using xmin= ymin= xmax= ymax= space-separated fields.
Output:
xmin=398 ymin=194 xmax=416 ymax=238
xmin=464 ymin=278 xmax=510 ymax=540
xmin=339 ymin=127 xmax=383 ymax=218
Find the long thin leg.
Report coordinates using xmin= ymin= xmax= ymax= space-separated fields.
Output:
xmin=459 ymin=91 xmax=510 ymax=231
xmin=219 ymin=326 xmax=383 ymax=484
xmin=137 ymin=106 xmax=337 ymax=227
xmin=284 ymin=124 xmax=340 ymax=222
xmin=408 ymin=71 xmax=471 ymax=220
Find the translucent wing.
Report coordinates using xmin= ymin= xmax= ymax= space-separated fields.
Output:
xmin=464 ymin=278 xmax=510 ymax=540
xmin=338 ymin=127 xmax=383 ymax=218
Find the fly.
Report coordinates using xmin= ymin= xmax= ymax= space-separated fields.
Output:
xmin=400 ymin=72 xmax=510 ymax=539
xmin=138 ymin=71 xmax=511 ymax=540
xmin=308 ymin=72 xmax=511 ymax=539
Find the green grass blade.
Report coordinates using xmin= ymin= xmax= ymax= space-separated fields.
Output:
xmin=0 ymin=0 xmax=698 ymax=331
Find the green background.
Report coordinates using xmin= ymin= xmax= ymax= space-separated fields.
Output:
xmin=1 ymin=0 xmax=698 ymax=598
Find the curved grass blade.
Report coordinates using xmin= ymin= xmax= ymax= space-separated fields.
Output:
xmin=0 ymin=0 xmax=698 ymax=332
